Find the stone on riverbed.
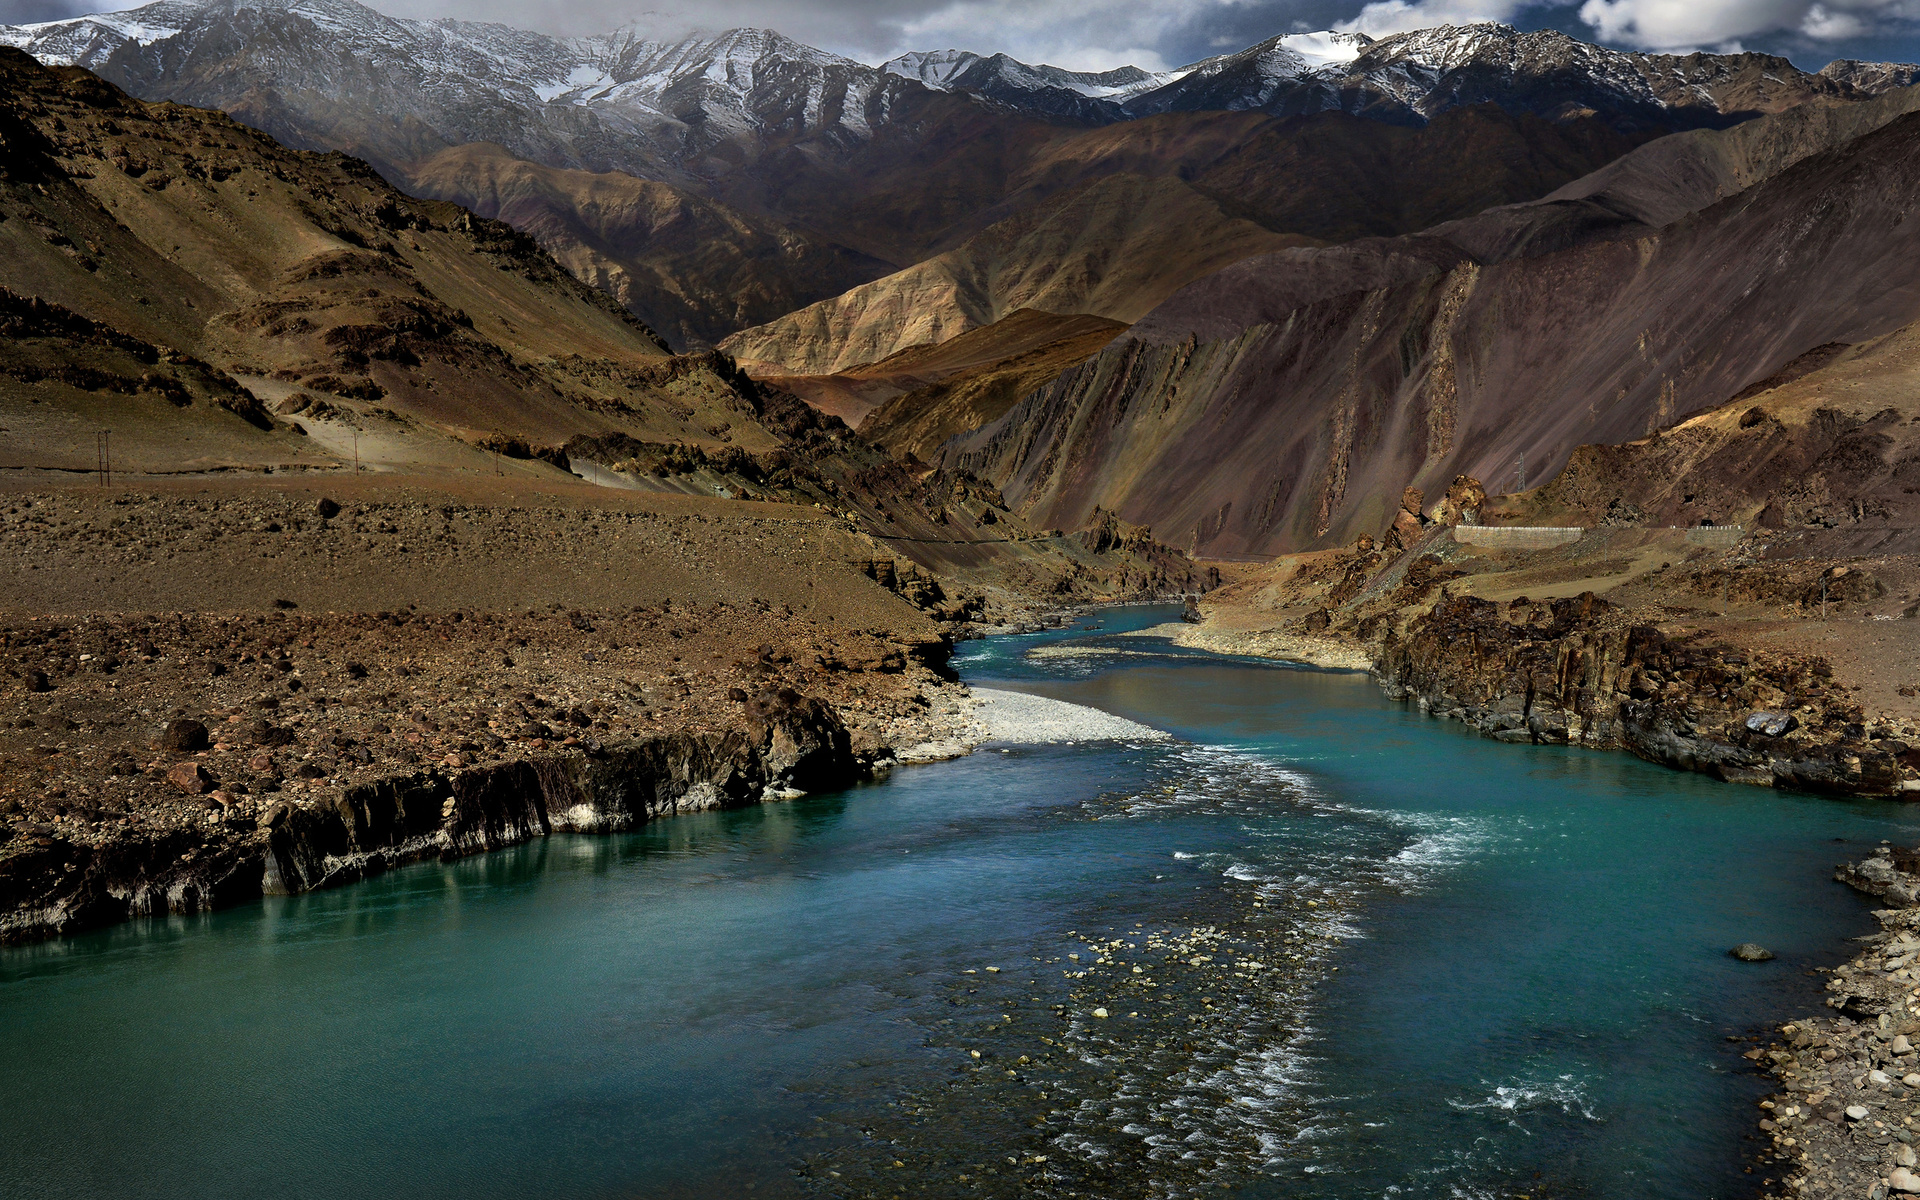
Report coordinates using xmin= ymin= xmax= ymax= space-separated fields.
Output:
xmin=1730 ymin=943 xmax=1776 ymax=962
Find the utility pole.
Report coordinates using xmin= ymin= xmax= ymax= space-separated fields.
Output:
xmin=353 ymin=427 xmax=361 ymax=474
xmin=95 ymin=430 xmax=111 ymax=487
xmin=1821 ymin=575 xmax=1829 ymax=620
xmin=1515 ymin=453 xmax=1525 ymax=494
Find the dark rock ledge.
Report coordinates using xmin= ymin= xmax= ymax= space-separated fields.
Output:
xmin=1376 ymin=594 xmax=1920 ymax=797
xmin=0 ymin=699 xmax=856 ymax=945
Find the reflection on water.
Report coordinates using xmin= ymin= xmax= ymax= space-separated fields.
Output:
xmin=3 ymin=604 xmax=1914 ymax=1200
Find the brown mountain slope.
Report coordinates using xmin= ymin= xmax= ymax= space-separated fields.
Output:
xmin=1125 ymin=80 xmax=1920 ymax=350
xmin=1508 ymin=326 xmax=1920 ymax=557
xmin=857 ymin=316 xmax=1126 ymax=463
xmin=393 ymin=144 xmax=892 ymax=351
xmin=0 ymin=49 xmax=823 ymax=478
xmin=0 ymin=50 xmax=1206 ymax=610
xmin=945 ymin=101 xmax=1920 ymax=558
xmin=721 ymin=104 xmax=1657 ymax=375
xmin=720 ymin=174 xmax=1310 ymax=375
xmin=760 ymin=310 xmax=1123 ymax=427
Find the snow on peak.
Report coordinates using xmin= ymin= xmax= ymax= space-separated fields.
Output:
xmin=882 ymin=49 xmax=983 ymax=88
xmin=1277 ymin=30 xmax=1371 ymax=70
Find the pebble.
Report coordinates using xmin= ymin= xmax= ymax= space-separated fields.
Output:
xmin=1092 ymin=1008 xmax=1109 ymax=1019
xmin=1893 ymin=1167 xmax=1920 ymax=1194
xmin=1848 ymin=1105 xmax=1871 ymax=1121
xmin=1873 ymin=1070 xmax=1894 ymax=1086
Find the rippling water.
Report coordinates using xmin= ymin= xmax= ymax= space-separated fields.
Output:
xmin=3 ymin=606 xmax=1915 ymax=1200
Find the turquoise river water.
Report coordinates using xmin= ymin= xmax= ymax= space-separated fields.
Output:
xmin=3 ymin=605 xmax=1916 ymax=1199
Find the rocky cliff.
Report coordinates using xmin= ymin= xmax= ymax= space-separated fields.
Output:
xmin=2 ymin=698 xmax=858 ymax=943
xmin=1377 ymin=593 xmax=1917 ymax=795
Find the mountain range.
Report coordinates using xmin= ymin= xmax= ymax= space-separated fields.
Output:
xmin=8 ymin=0 xmax=1916 ymax=357
xmin=10 ymin=0 xmax=1920 ymax=570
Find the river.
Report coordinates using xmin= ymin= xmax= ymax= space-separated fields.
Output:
xmin=2 ymin=605 xmax=1914 ymax=1199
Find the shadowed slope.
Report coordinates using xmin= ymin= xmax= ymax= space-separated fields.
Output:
xmin=945 ymin=97 xmax=1920 ymax=558
xmin=393 ymin=145 xmax=892 ymax=351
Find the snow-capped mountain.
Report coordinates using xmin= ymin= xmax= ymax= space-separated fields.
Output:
xmin=6 ymin=0 xmax=1914 ymax=354
xmin=882 ymin=49 xmax=1177 ymax=121
xmin=0 ymin=0 xmax=901 ymax=185
xmin=8 ymin=0 xmax=1912 ymax=157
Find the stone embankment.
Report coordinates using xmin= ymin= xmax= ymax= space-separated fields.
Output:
xmin=1755 ymin=849 xmax=1920 ymax=1199
xmin=1376 ymin=594 xmax=1920 ymax=796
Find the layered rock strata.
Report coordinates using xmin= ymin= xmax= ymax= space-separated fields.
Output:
xmin=5 ymin=700 xmax=860 ymax=943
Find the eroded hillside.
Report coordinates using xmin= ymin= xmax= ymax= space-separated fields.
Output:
xmin=944 ymin=84 xmax=1920 ymax=558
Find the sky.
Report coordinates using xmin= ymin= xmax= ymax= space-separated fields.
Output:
xmin=7 ymin=0 xmax=1920 ymax=73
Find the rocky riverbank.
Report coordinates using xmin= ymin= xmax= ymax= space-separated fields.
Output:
xmin=1753 ymin=848 xmax=1920 ymax=1200
xmin=0 ymin=597 xmax=976 ymax=943
xmin=1376 ymin=592 xmax=1920 ymax=796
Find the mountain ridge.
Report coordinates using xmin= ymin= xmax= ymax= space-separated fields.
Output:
xmin=941 ymin=84 xmax=1920 ymax=558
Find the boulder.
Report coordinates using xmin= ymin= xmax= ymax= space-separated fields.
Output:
xmin=161 ymin=718 xmax=209 ymax=753
xmin=1729 ymin=943 xmax=1776 ymax=962
xmin=166 ymin=762 xmax=213 ymax=795
xmin=1745 ymin=711 xmax=1798 ymax=737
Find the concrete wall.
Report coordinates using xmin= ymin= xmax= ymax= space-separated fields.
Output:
xmin=1450 ymin=526 xmax=1585 ymax=549
xmin=1683 ymin=525 xmax=1745 ymax=548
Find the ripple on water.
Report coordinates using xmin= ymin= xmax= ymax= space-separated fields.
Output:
xmin=804 ymin=739 xmax=1496 ymax=1199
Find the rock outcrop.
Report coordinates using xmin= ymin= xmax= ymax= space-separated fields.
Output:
xmin=1 ymin=692 xmax=862 ymax=944
xmin=1377 ymin=593 xmax=1920 ymax=794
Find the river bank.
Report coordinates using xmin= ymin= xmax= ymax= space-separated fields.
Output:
xmin=1171 ymin=528 xmax=1920 ymax=799
xmin=0 ymin=592 xmax=1172 ymax=944
xmin=0 ymin=479 xmax=979 ymax=943
xmin=1754 ymin=848 xmax=1920 ymax=1200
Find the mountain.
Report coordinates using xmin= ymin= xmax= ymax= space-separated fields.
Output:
xmin=747 ymin=308 xmax=1124 ymax=430
xmin=0 ymin=46 xmax=1213 ymax=608
xmin=719 ymin=173 xmax=1313 ymax=376
xmin=721 ymin=102 xmax=1650 ymax=375
xmin=0 ymin=46 xmax=753 ymax=478
xmin=891 ymin=25 xmax=1906 ymax=130
xmin=722 ymin=94 xmax=1629 ymax=378
xmin=1511 ymin=326 xmax=1920 ymax=556
xmin=8 ymin=0 xmax=1916 ymax=385
xmin=0 ymin=0 xmax=978 ymax=193
xmin=941 ymin=81 xmax=1920 ymax=557
xmin=880 ymin=49 xmax=1178 ymax=123
xmin=852 ymin=312 xmax=1129 ymax=463
xmin=391 ymin=144 xmax=892 ymax=351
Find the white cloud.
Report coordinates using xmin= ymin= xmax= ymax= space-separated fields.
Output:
xmin=880 ymin=0 xmax=1218 ymax=69
xmin=1337 ymin=0 xmax=1533 ymax=36
xmin=348 ymin=0 xmax=1213 ymax=69
xmin=1577 ymin=0 xmax=1920 ymax=50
